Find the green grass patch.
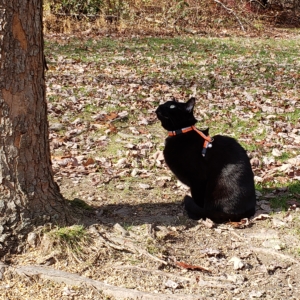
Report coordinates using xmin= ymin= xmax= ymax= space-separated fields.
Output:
xmin=257 ymin=182 xmax=300 ymax=210
xmin=46 ymin=225 xmax=92 ymax=254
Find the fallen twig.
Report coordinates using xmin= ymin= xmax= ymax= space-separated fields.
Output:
xmin=250 ymin=247 xmax=300 ymax=265
xmin=91 ymin=227 xmax=168 ymax=265
xmin=198 ymin=279 xmax=235 ymax=289
xmin=0 ymin=262 xmax=8 ymax=280
xmin=175 ymin=261 xmax=211 ymax=273
xmin=230 ymin=230 xmax=247 ymax=240
xmin=115 ymin=265 xmax=193 ymax=282
xmin=213 ymin=0 xmax=245 ymax=31
xmin=140 ymin=248 xmax=168 ymax=265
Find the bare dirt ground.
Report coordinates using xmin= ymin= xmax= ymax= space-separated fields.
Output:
xmin=1 ymin=175 xmax=300 ymax=299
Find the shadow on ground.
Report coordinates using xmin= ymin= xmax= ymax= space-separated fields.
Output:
xmin=72 ymin=181 xmax=300 ymax=229
xmin=79 ymin=200 xmax=188 ymax=228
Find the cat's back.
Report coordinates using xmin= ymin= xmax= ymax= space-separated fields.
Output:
xmin=205 ymin=134 xmax=254 ymax=183
xmin=207 ymin=135 xmax=249 ymax=162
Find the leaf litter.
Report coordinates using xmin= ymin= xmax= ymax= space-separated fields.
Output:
xmin=2 ymin=35 xmax=300 ymax=299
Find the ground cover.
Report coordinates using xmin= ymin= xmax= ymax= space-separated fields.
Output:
xmin=1 ymin=33 xmax=300 ymax=299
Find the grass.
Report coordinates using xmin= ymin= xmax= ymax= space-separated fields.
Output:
xmin=44 ymin=37 xmax=300 ymax=103
xmin=146 ymin=239 xmax=160 ymax=255
xmin=289 ymin=182 xmax=300 ymax=194
xmin=46 ymin=225 xmax=92 ymax=255
xmin=121 ymin=222 xmax=134 ymax=231
xmin=45 ymin=36 xmax=300 ymax=66
xmin=256 ymin=182 xmax=300 ymax=210
xmin=278 ymin=152 xmax=292 ymax=162
xmin=45 ymin=35 xmax=300 ymax=211
xmin=286 ymin=108 xmax=300 ymax=122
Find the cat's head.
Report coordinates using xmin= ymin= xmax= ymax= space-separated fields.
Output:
xmin=155 ymin=97 xmax=197 ymax=131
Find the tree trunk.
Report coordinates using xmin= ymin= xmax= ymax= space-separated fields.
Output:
xmin=0 ymin=0 xmax=70 ymax=257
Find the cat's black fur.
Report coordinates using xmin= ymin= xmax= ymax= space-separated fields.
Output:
xmin=155 ymin=97 xmax=256 ymax=223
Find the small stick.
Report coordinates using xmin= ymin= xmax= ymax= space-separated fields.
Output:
xmin=115 ymin=265 xmax=192 ymax=281
xmin=95 ymin=230 xmax=167 ymax=265
xmin=250 ymin=247 xmax=300 ymax=265
xmin=214 ymin=0 xmax=246 ymax=31
xmin=175 ymin=261 xmax=212 ymax=273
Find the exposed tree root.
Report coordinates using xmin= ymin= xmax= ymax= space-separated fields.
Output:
xmin=13 ymin=265 xmax=206 ymax=300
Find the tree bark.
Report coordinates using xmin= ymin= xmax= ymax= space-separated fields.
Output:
xmin=0 ymin=0 xmax=70 ymax=257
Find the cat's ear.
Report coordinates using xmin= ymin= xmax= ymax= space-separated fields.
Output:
xmin=202 ymin=128 xmax=209 ymax=136
xmin=186 ymin=97 xmax=195 ymax=112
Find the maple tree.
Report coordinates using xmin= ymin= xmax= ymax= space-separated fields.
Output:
xmin=0 ymin=0 xmax=71 ymax=257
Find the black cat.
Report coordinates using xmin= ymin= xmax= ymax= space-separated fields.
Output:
xmin=155 ymin=97 xmax=256 ymax=223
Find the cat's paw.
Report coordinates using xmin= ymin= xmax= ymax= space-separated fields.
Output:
xmin=184 ymin=195 xmax=205 ymax=220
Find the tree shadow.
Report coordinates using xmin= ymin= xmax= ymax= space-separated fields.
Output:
xmin=79 ymin=200 xmax=191 ymax=228
xmin=71 ymin=181 xmax=300 ymax=229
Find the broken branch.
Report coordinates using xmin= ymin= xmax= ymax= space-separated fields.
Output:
xmin=213 ymin=0 xmax=245 ymax=31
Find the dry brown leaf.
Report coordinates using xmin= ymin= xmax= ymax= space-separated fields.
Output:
xmin=109 ymin=123 xmax=118 ymax=133
xmin=83 ymin=157 xmax=95 ymax=166
xmin=201 ymin=218 xmax=215 ymax=228
xmin=106 ymin=112 xmax=118 ymax=120
xmin=227 ymin=218 xmax=250 ymax=228
xmin=228 ymin=256 xmax=244 ymax=270
xmin=176 ymin=261 xmax=211 ymax=273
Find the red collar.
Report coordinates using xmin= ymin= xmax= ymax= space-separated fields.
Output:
xmin=168 ymin=125 xmax=213 ymax=157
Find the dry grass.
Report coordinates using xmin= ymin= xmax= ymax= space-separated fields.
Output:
xmin=43 ymin=0 xmax=279 ymax=35
xmin=39 ymin=225 xmax=96 ymax=263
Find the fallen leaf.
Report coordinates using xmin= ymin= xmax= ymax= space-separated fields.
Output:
xmin=83 ymin=157 xmax=95 ymax=166
xmin=164 ymin=279 xmax=180 ymax=289
xmin=151 ymin=151 xmax=164 ymax=161
xmin=283 ymin=212 xmax=293 ymax=222
xmin=252 ymin=213 xmax=271 ymax=221
xmin=260 ymin=203 xmax=272 ymax=213
xmin=138 ymin=183 xmax=151 ymax=190
xmin=272 ymin=149 xmax=282 ymax=157
xmin=227 ymin=218 xmax=250 ymax=228
xmin=272 ymin=218 xmax=287 ymax=228
xmin=114 ymin=158 xmax=127 ymax=167
xmin=106 ymin=112 xmax=118 ymax=120
xmin=229 ymin=256 xmax=244 ymax=270
xmin=249 ymin=290 xmax=265 ymax=298
xmin=118 ymin=111 xmax=129 ymax=118
xmin=202 ymin=218 xmax=215 ymax=228
xmin=176 ymin=261 xmax=211 ymax=273
xmin=200 ymin=248 xmax=221 ymax=257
